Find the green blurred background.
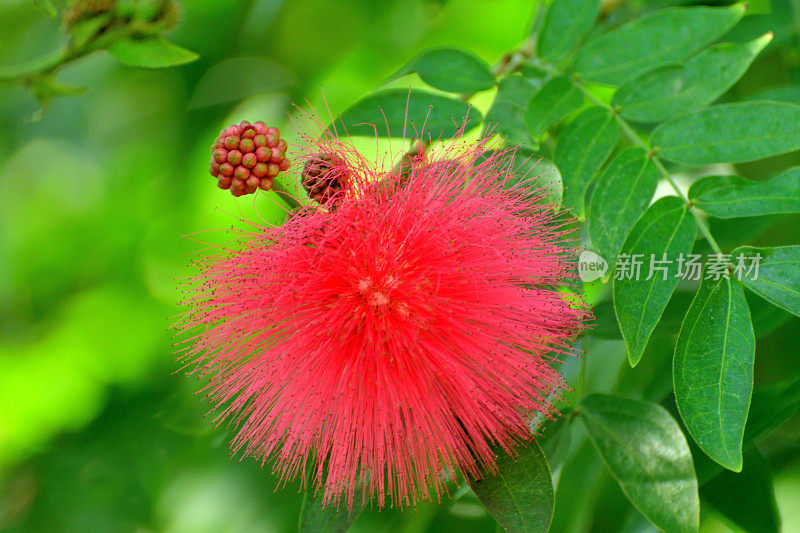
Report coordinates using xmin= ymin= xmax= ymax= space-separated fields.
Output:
xmin=1 ymin=1 xmax=799 ymax=531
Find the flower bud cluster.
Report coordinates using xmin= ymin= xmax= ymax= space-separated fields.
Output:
xmin=210 ymin=121 xmax=290 ymax=197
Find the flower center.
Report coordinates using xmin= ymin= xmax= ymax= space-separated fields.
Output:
xmin=356 ymin=276 xmax=397 ymax=308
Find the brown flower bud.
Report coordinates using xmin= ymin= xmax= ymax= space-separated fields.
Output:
xmin=301 ymin=153 xmax=348 ymax=205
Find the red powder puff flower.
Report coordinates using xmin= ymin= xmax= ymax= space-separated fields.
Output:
xmin=178 ymin=136 xmax=587 ymax=510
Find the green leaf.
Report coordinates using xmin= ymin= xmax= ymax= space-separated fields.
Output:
xmin=701 ymin=449 xmax=780 ymax=533
xmin=524 ymin=76 xmax=583 ymax=139
xmin=689 ymin=168 xmax=800 ymax=218
xmin=389 ymin=47 xmax=495 ymax=94
xmin=613 ymin=33 xmax=772 ymax=123
xmin=33 ymin=0 xmax=58 ymax=17
xmin=580 ymin=394 xmax=699 ymax=533
xmin=674 ymin=277 xmax=755 ymax=472
xmin=652 ymin=101 xmax=800 ymax=165
xmin=335 ymin=88 xmax=481 ymax=139
xmin=469 ymin=442 xmax=554 ymax=533
xmin=588 ymin=148 xmax=658 ymax=264
xmin=733 ymin=245 xmax=800 ymax=317
xmin=574 ymin=4 xmax=745 ymax=86
xmin=690 ymin=375 xmax=800 ymax=486
xmin=298 ymin=492 xmax=363 ymax=533
xmin=107 ymin=36 xmax=199 ymax=69
xmin=485 ymin=74 xmax=540 ymax=147
xmin=536 ymin=0 xmax=600 ymax=63
xmin=553 ymin=106 xmax=619 ymax=217
xmin=613 ymin=197 xmax=696 ymax=366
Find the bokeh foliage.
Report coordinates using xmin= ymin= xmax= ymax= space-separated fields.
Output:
xmin=1 ymin=0 xmax=799 ymax=532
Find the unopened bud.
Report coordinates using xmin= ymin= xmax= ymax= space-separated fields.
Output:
xmin=208 ymin=121 xmax=290 ymax=196
xmin=227 ymin=150 xmax=243 ymax=166
xmin=301 ymin=153 xmax=348 ymax=205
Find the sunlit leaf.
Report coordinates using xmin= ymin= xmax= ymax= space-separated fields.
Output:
xmin=674 ymin=277 xmax=754 ymax=472
xmin=689 ymin=168 xmax=800 ymax=218
xmin=389 ymin=47 xmax=495 ymax=94
xmin=692 ymin=375 xmax=800 ymax=485
xmin=524 ymin=76 xmax=583 ymax=139
xmin=469 ymin=442 xmax=554 ymax=533
xmin=588 ymin=148 xmax=658 ymax=265
xmin=335 ymin=88 xmax=481 ymax=139
xmin=733 ymin=245 xmax=800 ymax=317
xmin=613 ymin=197 xmax=696 ymax=366
xmin=553 ymin=106 xmax=618 ymax=217
xmin=33 ymin=0 xmax=58 ymax=17
xmin=68 ymin=13 xmax=114 ymax=49
xmin=614 ymin=33 xmax=772 ymax=123
xmin=580 ymin=394 xmax=699 ymax=533
xmin=574 ymin=4 xmax=745 ymax=85
xmin=652 ymin=101 xmax=800 ymax=165
xmin=536 ymin=0 xmax=600 ymax=63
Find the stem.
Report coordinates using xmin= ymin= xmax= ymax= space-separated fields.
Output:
xmin=271 ymin=176 xmax=302 ymax=210
xmin=0 ymin=48 xmax=71 ymax=83
xmin=498 ymin=55 xmax=726 ymax=256
xmin=651 ymin=158 xmax=723 ymax=255
xmin=689 ymin=210 xmax=724 ymax=255
xmin=0 ymin=12 xmax=162 ymax=88
xmin=559 ymin=69 xmax=725 ymax=255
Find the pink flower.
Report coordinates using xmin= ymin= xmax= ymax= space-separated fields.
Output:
xmin=178 ymin=138 xmax=586 ymax=509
